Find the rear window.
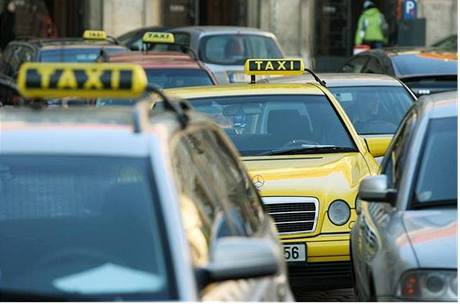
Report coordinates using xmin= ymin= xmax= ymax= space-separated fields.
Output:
xmin=330 ymin=86 xmax=414 ymax=135
xmin=39 ymin=47 xmax=127 ymax=63
xmin=146 ymin=68 xmax=214 ymax=88
xmin=200 ymin=34 xmax=283 ymax=66
xmin=0 ymin=156 xmax=175 ymax=300
xmin=392 ymin=53 xmax=458 ymax=76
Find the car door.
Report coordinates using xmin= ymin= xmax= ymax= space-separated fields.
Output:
xmin=354 ymin=110 xmax=417 ymax=299
xmin=172 ymin=126 xmax=289 ymax=301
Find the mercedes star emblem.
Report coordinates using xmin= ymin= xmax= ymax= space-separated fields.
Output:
xmin=252 ymin=175 xmax=265 ymax=189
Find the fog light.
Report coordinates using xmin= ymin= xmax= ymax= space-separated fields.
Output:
xmin=328 ymin=200 xmax=350 ymax=226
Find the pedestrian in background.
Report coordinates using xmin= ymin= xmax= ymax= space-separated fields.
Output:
xmin=355 ymin=1 xmax=388 ymax=49
xmin=0 ymin=0 xmax=16 ymax=50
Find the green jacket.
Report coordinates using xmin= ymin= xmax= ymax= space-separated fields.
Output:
xmin=355 ymin=8 xmax=388 ymax=45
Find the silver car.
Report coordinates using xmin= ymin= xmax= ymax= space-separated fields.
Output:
xmin=351 ymin=91 xmax=458 ymax=302
xmin=263 ymin=73 xmax=417 ymax=161
xmin=0 ymin=64 xmax=293 ymax=301
xmin=169 ymin=26 xmax=284 ymax=83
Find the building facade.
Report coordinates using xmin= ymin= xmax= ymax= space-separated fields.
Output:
xmin=3 ymin=0 xmax=457 ymax=70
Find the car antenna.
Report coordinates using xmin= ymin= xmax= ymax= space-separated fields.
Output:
xmin=304 ymin=68 xmax=327 ymax=87
xmin=142 ymin=84 xmax=190 ymax=129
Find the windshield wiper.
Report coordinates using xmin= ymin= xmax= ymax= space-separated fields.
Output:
xmin=256 ymin=145 xmax=358 ymax=156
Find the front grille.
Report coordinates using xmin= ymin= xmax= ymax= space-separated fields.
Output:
xmin=263 ymin=197 xmax=319 ymax=234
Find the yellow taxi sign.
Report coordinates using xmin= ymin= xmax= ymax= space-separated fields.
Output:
xmin=244 ymin=59 xmax=305 ymax=76
xmin=142 ymin=32 xmax=175 ymax=44
xmin=83 ymin=30 xmax=107 ymax=40
xmin=17 ymin=63 xmax=148 ymax=99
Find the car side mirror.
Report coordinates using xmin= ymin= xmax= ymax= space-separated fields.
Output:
xmin=359 ymin=175 xmax=397 ymax=204
xmin=198 ymin=237 xmax=280 ymax=287
xmin=363 ymin=136 xmax=392 ymax=158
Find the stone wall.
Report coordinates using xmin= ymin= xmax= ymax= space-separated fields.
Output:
xmin=102 ymin=0 xmax=161 ymax=37
xmin=257 ymin=0 xmax=315 ymax=68
xmin=418 ymin=0 xmax=457 ymax=45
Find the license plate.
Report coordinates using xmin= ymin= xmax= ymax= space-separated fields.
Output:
xmin=283 ymin=244 xmax=306 ymax=262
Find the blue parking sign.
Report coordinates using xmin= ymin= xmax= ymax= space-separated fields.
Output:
xmin=403 ymin=0 xmax=417 ymax=20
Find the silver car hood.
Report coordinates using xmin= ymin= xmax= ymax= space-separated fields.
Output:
xmin=402 ymin=209 xmax=457 ymax=269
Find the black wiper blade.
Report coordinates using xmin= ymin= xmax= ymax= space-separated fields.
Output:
xmin=257 ymin=145 xmax=358 ymax=156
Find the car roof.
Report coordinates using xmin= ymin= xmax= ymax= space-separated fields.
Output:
xmin=265 ymin=73 xmax=402 ymax=87
xmin=108 ymin=51 xmax=203 ymax=69
xmin=0 ymin=106 xmax=163 ymax=156
xmin=14 ymin=38 xmax=122 ymax=48
xmin=171 ymin=26 xmax=275 ymax=36
xmin=362 ymin=47 xmax=457 ymax=59
xmin=418 ymin=91 xmax=458 ymax=119
xmin=40 ymin=44 xmax=127 ymax=51
xmin=118 ymin=26 xmax=172 ymax=37
xmin=164 ymin=83 xmax=324 ymax=99
xmin=1 ymin=105 xmax=213 ymax=156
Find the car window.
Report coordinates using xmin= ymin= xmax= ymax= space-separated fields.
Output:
xmin=413 ymin=117 xmax=457 ymax=207
xmin=38 ymin=47 xmax=127 ymax=63
xmin=363 ymin=57 xmax=384 ymax=74
xmin=0 ymin=155 xmax=174 ymax=300
xmin=201 ymin=129 xmax=264 ymax=235
xmin=330 ymin=86 xmax=414 ymax=135
xmin=9 ymin=45 xmax=24 ymax=75
xmin=189 ymin=94 xmax=357 ymax=156
xmin=392 ymin=53 xmax=458 ymax=76
xmin=145 ymin=68 xmax=214 ymax=89
xmin=199 ymin=34 xmax=282 ymax=65
xmin=381 ymin=112 xmax=416 ymax=188
xmin=340 ymin=56 xmax=369 ymax=73
xmin=173 ymin=132 xmax=237 ymax=266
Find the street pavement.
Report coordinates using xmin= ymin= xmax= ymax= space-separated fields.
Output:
xmin=294 ymin=288 xmax=356 ymax=302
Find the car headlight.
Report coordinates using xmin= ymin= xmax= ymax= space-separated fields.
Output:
xmin=327 ymin=200 xmax=350 ymax=226
xmin=397 ymin=270 xmax=458 ymax=301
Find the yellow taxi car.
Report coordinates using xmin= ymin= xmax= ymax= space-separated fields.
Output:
xmin=164 ymin=59 xmax=383 ymax=291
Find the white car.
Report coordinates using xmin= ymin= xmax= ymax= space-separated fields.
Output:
xmin=169 ymin=26 xmax=285 ymax=84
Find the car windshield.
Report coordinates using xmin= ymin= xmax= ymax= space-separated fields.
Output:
xmin=95 ymin=68 xmax=213 ymax=107
xmin=414 ymin=117 xmax=457 ymax=208
xmin=146 ymin=68 xmax=213 ymax=88
xmin=189 ymin=94 xmax=357 ymax=156
xmin=200 ymin=34 xmax=283 ymax=66
xmin=392 ymin=53 xmax=458 ymax=76
xmin=330 ymin=86 xmax=414 ymax=135
xmin=0 ymin=156 xmax=173 ymax=301
xmin=39 ymin=48 xmax=126 ymax=63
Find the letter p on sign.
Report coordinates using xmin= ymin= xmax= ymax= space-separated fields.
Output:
xmin=403 ymin=0 xmax=417 ymax=20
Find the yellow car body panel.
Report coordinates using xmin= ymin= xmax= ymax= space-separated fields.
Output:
xmin=362 ymin=134 xmax=393 ymax=158
xmin=165 ymin=84 xmax=380 ymax=265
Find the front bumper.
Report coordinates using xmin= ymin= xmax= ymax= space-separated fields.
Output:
xmin=282 ymin=233 xmax=352 ymax=290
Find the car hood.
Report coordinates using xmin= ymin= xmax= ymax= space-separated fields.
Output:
xmin=402 ymin=209 xmax=458 ymax=269
xmin=244 ymin=152 xmax=369 ymax=201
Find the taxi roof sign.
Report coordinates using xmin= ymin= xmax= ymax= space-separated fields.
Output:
xmin=244 ymin=59 xmax=305 ymax=76
xmin=17 ymin=63 xmax=148 ymax=99
xmin=142 ymin=32 xmax=175 ymax=44
xmin=83 ymin=30 xmax=108 ymax=41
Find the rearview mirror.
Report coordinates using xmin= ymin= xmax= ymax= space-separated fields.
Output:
xmin=199 ymin=237 xmax=280 ymax=286
xmin=363 ymin=136 xmax=392 ymax=158
xmin=359 ymin=175 xmax=396 ymax=204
